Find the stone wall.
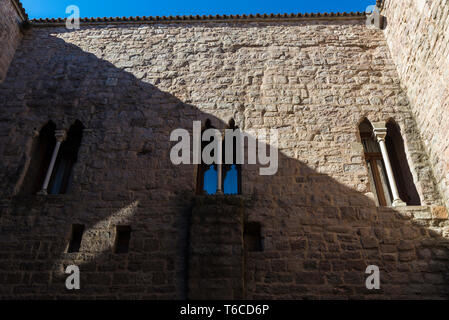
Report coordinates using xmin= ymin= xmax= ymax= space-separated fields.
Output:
xmin=0 ymin=17 xmax=448 ymax=299
xmin=381 ymin=0 xmax=449 ymax=209
xmin=0 ymin=0 xmax=24 ymax=82
xmin=188 ymin=196 xmax=245 ymax=299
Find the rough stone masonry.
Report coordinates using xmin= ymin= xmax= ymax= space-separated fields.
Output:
xmin=0 ymin=0 xmax=448 ymax=299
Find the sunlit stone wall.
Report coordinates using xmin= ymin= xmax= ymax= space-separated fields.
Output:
xmin=381 ymin=0 xmax=449 ymax=209
xmin=0 ymin=16 xmax=447 ymax=299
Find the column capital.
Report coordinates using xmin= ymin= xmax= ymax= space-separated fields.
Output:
xmin=54 ymin=129 xmax=67 ymax=142
xmin=372 ymin=122 xmax=387 ymax=142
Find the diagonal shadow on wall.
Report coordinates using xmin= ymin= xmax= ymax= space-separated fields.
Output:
xmin=0 ymin=26 xmax=448 ymax=300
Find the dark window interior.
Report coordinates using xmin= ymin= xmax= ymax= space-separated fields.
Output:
xmin=385 ymin=121 xmax=421 ymax=205
xmin=196 ymin=119 xmax=242 ymax=195
xmin=115 ymin=226 xmax=131 ymax=254
xmin=67 ymin=224 xmax=84 ymax=253
xmin=244 ymin=222 xmax=262 ymax=252
xmin=48 ymin=120 xmax=84 ymax=194
xmin=196 ymin=119 xmax=217 ymax=195
xmin=21 ymin=121 xmax=56 ymax=194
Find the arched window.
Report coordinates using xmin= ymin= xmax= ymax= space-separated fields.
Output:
xmin=385 ymin=121 xmax=420 ymax=205
xmin=359 ymin=119 xmax=393 ymax=206
xmin=202 ymin=165 xmax=218 ymax=195
xmin=21 ymin=121 xmax=57 ymax=194
xmin=360 ymin=119 xmax=419 ymax=207
xmin=196 ymin=120 xmax=218 ymax=195
xmin=222 ymin=119 xmax=241 ymax=195
xmin=196 ymin=119 xmax=242 ymax=195
xmin=48 ymin=120 xmax=84 ymax=194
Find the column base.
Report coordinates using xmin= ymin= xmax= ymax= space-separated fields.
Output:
xmin=37 ymin=189 xmax=48 ymax=196
xmin=392 ymin=199 xmax=407 ymax=207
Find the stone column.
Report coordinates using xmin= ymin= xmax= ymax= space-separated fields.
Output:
xmin=372 ymin=122 xmax=406 ymax=207
xmin=216 ymin=130 xmax=223 ymax=194
xmin=38 ymin=129 xmax=67 ymax=195
xmin=217 ymin=164 xmax=223 ymax=194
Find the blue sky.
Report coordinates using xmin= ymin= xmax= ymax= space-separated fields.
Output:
xmin=22 ymin=0 xmax=376 ymax=19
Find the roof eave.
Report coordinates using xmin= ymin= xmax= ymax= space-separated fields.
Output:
xmin=30 ymin=11 xmax=367 ymax=27
xmin=10 ymin=0 xmax=28 ymax=21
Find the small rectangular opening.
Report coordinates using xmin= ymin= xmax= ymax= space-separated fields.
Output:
xmin=244 ymin=222 xmax=262 ymax=252
xmin=67 ymin=224 xmax=84 ymax=253
xmin=115 ymin=226 xmax=131 ymax=254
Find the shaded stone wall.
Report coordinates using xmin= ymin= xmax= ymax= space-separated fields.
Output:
xmin=0 ymin=0 xmax=23 ymax=82
xmin=188 ymin=196 xmax=245 ymax=299
xmin=0 ymin=18 xmax=448 ymax=299
xmin=381 ymin=0 xmax=449 ymax=209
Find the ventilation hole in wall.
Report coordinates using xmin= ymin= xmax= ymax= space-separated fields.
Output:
xmin=67 ymin=224 xmax=84 ymax=253
xmin=244 ymin=222 xmax=262 ymax=252
xmin=115 ymin=226 xmax=131 ymax=254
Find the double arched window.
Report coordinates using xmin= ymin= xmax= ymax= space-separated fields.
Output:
xmin=196 ymin=119 xmax=241 ymax=195
xmin=359 ymin=119 xmax=420 ymax=206
xmin=22 ymin=120 xmax=84 ymax=195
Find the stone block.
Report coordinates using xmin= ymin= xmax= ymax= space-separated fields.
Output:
xmin=431 ymin=206 xmax=448 ymax=219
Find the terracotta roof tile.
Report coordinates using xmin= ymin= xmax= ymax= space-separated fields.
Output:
xmin=30 ymin=11 xmax=367 ymax=25
xmin=13 ymin=0 xmax=383 ymax=25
